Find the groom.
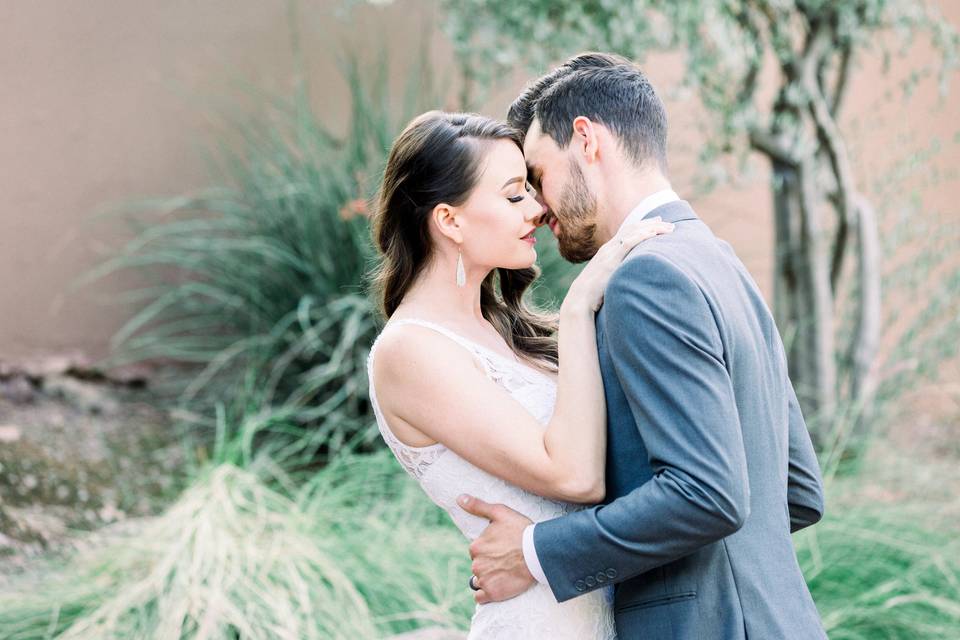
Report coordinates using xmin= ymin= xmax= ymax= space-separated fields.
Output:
xmin=458 ymin=53 xmax=827 ymax=639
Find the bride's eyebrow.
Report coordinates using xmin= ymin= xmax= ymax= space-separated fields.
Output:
xmin=500 ymin=176 xmax=525 ymax=189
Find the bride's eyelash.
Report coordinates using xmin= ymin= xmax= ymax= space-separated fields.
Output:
xmin=507 ymin=182 xmax=535 ymax=203
xmin=507 ymin=183 xmax=535 ymax=203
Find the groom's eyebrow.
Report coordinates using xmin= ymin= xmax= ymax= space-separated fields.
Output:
xmin=501 ymin=176 xmax=524 ymax=189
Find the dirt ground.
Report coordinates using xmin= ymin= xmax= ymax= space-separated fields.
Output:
xmin=0 ymin=352 xmax=184 ymax=576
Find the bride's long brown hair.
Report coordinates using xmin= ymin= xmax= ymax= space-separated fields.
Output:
xmin=369 ymin=111 xmax=559 ymax=370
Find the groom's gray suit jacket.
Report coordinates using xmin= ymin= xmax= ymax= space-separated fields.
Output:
xmin=534 ymin=201 xmax=827 ymax=639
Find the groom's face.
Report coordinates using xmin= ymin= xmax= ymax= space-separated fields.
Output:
xmin=523 ymin=120 xmax=601 ymax=263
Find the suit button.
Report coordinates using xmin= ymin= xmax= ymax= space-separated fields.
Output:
xmin=585 ymin=576 xmax=597 ymax=587
xmin=605 ymin=568 xmax=617 ymax=579
xmin=575 ymin=580 xmax=586 ymax=592
xmin=596 ymin=573 xmax=607 ymax=583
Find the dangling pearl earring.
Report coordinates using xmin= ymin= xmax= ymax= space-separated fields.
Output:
xmin=456 ymin=247 xmax=466 ymax=288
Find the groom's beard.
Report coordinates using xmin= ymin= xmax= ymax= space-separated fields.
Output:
xmin=554 ymin=161 xmax=600 ymax=264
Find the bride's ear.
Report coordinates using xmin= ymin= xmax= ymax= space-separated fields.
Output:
xmin=432 ymin=203 xmax=463 ymax=244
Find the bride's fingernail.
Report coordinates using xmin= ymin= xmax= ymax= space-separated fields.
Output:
xmin=457 ymin=495 xmax=470 ymax=507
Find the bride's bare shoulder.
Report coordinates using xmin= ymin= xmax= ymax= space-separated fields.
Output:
xmin=371 ymin=323 xmax=482 ymax=388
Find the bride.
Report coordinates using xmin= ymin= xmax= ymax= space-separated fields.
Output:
xmin=366 ymin=110 xmax=673 ymax=639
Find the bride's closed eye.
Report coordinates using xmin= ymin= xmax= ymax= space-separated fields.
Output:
xmin=507 ymin=182 xmax=535 ymax=203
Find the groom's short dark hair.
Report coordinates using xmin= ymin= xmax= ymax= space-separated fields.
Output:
xmin=507 ymin=52 xmax=668 ymax=172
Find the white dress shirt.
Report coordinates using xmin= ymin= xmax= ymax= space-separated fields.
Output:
xmin=521 ymin=188 xmax=681 ymax=586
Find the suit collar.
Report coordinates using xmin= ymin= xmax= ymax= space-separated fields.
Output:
xmin=641 ymin=199 xmax=699 ymax=225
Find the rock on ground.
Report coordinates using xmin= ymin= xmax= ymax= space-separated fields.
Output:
xmin=0 ymin=352 xmax=181 ymax=576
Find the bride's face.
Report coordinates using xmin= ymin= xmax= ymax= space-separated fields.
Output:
xmin=454 ymin=139 xmax=547 ymax=271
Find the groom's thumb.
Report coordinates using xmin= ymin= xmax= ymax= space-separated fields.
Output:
xmin=458 ymin=494 xmax=498 ymax=520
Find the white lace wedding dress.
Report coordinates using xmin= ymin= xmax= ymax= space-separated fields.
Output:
xmin=367 ymin=318 xmax=616 ymax=639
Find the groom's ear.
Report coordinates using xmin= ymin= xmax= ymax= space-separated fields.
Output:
xmin=572 ymin=116 xmax=600 ymax=165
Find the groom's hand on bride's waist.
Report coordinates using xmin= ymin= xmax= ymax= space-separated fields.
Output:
xmin=458 ymin=494 xmax=536 ymax=604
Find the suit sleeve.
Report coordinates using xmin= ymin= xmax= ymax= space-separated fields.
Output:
xmin=533 ymin=253 xmax=751 ymax=603
xmin=784 ymin=376 xmax=825 ymax=532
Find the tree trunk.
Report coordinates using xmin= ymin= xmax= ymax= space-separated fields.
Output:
xmin=751 ymin=19 xmax=882 ymax=455
xmin=847 ymin=194 xmax=882 ymax=442
xmin=771 ymin=155 xmax=837 ymax=446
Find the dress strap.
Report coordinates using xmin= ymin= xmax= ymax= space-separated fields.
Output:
xmin=378 ymin=318 xmax=556 ymax=387
xmin=382 ymin=317 xmax=506 ymax=362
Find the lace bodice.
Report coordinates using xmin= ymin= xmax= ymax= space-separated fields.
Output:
xmin=367 ymin=318 xmax=616 ymax=640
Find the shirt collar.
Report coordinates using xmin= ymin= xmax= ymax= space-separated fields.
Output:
xmin=617 ymin=189 xmax=681 ymax=234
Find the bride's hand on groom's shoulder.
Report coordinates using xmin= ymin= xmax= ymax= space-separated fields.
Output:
xmin=458 ymin=494 xmax=536 ymax=605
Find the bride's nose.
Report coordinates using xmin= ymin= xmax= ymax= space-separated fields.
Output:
xmin=525 ymin=197 xmax=548 ymax=224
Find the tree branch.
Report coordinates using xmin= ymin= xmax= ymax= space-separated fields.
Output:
xmin=751 ymin=0 xmax=801 ymax=71
xmin=831 ymin=43 xmax=852 ymax=115
xmin=732 ymin=4 xmax=764 ymax=109
xmin=816 ymin=54 xmax=829 ymax=102
xmin=801 ymin=24 xmax=857 ymax=291
xmin=826 ymin=186 xmax=849 ymax=289
xmin=797 ymin=154 xmax=838 ymax=420
xmin=800 ymin=17 xmax=830 ymax=90
xmin=749 ymin=127 xmax=800 ymax=166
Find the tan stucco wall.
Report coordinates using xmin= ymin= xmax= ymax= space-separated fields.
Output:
xmin=1 ymin=0 xmax=958 ymax=365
